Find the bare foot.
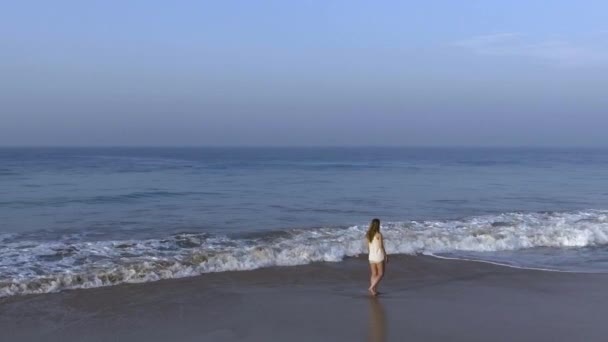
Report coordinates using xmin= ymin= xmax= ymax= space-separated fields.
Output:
xmin=368 ymin=287 xmax=378 ymax=296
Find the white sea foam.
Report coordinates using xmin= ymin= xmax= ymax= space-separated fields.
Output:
xmin=1 ymin=210 xmax=607 ymax=298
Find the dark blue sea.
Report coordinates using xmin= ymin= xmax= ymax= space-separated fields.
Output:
xmin=1 ymin=147 xmax=608 ymax=297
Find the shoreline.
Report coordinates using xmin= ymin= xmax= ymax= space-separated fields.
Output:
xmin=0 ymin=251 xmax=600 ymax=301
xmin=4 ymin=209 xmax=608 ymax=298
xmin=2 ymin=255 xmax=608 ymax=341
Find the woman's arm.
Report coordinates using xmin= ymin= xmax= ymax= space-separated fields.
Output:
xmin=380 ymin=233 xmax=389 ymax=263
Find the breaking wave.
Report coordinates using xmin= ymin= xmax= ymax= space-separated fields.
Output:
xmin=1 ymin=209 xmax=608 ymax=298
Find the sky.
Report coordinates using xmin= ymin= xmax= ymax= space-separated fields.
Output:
xmin=1 ymin=0 xmax=608 ymax=147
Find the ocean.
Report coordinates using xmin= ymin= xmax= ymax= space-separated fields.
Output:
xmin=1 ymin=147 xmax=607 ymax=297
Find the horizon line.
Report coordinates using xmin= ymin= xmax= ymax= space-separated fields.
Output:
xmin=1 ymin=144 xmax=607 ymax=149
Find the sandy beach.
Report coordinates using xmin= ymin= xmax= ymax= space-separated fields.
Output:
xmin=2 ymin=255 xmax=607 ymax=341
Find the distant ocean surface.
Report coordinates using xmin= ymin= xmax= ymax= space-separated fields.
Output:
xmin=1 ymin=147 xmax=608 ymax=297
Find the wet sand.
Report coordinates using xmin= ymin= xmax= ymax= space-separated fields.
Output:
xmin=1 ymin=255 xmax=608 ymax=341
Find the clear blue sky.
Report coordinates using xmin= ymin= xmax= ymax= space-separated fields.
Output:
xmin=2 ymin=1 xmax=607 ymax=146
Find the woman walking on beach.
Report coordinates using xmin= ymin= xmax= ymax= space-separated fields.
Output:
xmin=367 ymin=218 xmax=388 ymax=296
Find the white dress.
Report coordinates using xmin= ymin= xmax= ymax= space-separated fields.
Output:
xmin=368 ymin=233 xmax=385 ymax=264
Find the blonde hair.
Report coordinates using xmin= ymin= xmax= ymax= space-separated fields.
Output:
xmin=366 ymin=218 xmax=381 ymax=243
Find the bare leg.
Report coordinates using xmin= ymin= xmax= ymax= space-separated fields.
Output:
xmin=370 ymin=262 xmax=385 ymax=294
xmin=368 ymin=263 xmax=378 ymax=295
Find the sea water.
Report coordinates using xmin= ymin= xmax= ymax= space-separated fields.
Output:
xmin=1 ymin=147 xmax=607 ymax=297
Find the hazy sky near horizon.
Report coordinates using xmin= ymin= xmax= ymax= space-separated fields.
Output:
xmin=2 ymin=1 xmax=608 ymax=146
